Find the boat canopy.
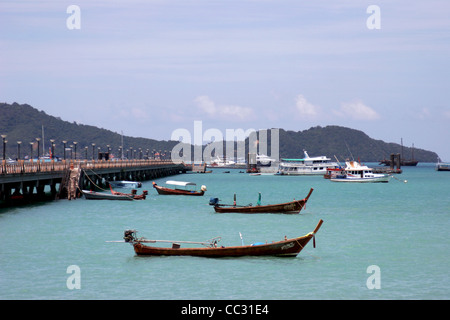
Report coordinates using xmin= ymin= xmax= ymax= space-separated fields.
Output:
xmin=165 ymin=180 xmax=197 ymax=186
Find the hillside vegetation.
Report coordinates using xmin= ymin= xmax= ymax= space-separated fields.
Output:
xmin=1 ymin=102 xmax=438 ymax=162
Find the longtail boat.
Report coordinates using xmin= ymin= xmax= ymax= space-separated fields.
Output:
xmin=112 ymin=220 xmax=323 ymax=257
xmin=82 ymin=190 xmax=134 ymax=201
xmin=110 ymin=186 xmax=148 ymax=200
xmin=152 ymin=181 xmax=206 ymax=196
xmin=209 ymin=188 xmax=313 ymax=214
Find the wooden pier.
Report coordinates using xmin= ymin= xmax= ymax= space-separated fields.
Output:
xmin=0 ymin=159 xmax=187 ymax=206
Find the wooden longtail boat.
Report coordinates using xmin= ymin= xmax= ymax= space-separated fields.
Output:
xmin=210 ymin=188 xmax=313 ymax=214
xmin=110 ymin=186 xmax=148 ymax=200
xmin=82 ymin=190 xmax=134 ymax=201
xmin=118 ymin=219 xmax=323 ymax=257
xmin=152 ymin=181 xmax=206 ymax=196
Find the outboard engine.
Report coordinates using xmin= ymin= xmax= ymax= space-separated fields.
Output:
xmin=209 ymin=197 xmax=220 ymax=206
xmin=123 ymin=230 xmax=137 ymax=242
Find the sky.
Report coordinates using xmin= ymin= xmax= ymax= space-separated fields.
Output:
xmin=1 ymin=0 xmax=450 ymax=160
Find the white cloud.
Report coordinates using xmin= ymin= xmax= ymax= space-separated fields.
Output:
xmin=336 ymin=100 xmax=380 ymax=120
xmin=194 ymin=95 xmax=253 ymax=120
xmin=195 ymin=96 xmax=216 ymax=115
xmin=295 ymin=94 xmax=320 ymax=117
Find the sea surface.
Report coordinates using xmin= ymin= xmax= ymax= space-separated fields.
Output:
xmin=1 ymin=164 xmax=449 ymax=300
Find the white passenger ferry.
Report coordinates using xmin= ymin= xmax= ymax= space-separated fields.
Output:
xmin=278 ymin=150 xmax=339 ymax=175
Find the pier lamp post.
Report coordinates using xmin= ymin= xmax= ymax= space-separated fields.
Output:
xmin=36 ymin=138 xmax=41 ymax=160
xmin=1 ymin=134 xmax=7 ymax=160
xmin=84 ymin=146 xmax=88 ymax=160
xmin=50 ymin=139 xmax=55 ymax=159
xmin=92 ymin=143 xmax=95 ymax=160
xmin=119 ymin=146 xmax=123 ymax=160
xmin=73 ymin=142 xmax=77 ymax=160
xmin=17 ymin=141 xmax=22 ymax=160
xmin=30 ymin=142 xmax=34 ymax=161
xmin=62 ymin=141 xmax=67 ymax=160
xmin=70 ymin=145 xmax=73 ymax=159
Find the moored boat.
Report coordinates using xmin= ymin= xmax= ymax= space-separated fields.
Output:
xmin=256 ymin=154 xmax=276 ymax=167
xmin=328 ymin=161 xmax=391 ymax=183
xmin=278 ymin=150 xmax=339 ymax=175
xmin=436 ymin=159 xmax=450 ymax=171
xmin=209 ymin=188 xmax=313 ymax=214
xmin=117 ymin=219 xmax=323 ymax=257
xmin=207 ymin=156 xmax=236 ymax=168
xmin=107 ymin=180 xmax=142 ymax=188
xmin=152 ymin=181 xmax=206 ymax=196
xmin=110 ymin=186 xmax=148 ymax=200
xmin=82 ymin=190 xmax=134 ymax=200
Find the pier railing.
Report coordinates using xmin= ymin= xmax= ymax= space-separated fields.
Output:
xmin=0 ymin=159 xmax=180 ymax=175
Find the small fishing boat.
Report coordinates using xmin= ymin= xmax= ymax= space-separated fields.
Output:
xmin=107 ymin=180 xmax=142 ymax=188
xmin=152 ymin=181 xmax=206 ymax=196
xmin=112 ymin=219 xmax=323 ymax=257
xmin=436 ymin=158 xmax=450 ymax=171
xmin=436 ymin=163 xmax=450 ymax=171
xmin=82 ymin=190 xmax=134 ymax=201
xmin=110 ymin=186 xmax=148 ymax=200
xmin=328 ymin=161 xmax=390 ymax=183
xmin=209 ymin=188 xmax=313 ymax=214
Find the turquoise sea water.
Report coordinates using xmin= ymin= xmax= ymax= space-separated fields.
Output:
xmin=0 ymin=164 xmax=449 ymax=300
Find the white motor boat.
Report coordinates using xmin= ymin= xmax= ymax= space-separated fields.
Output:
xmin=329 ymin=161 xmax=391 ymax=183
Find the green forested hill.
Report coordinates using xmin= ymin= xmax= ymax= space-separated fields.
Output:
xmin=0 ymin=102 xmax=178 ymax=159
xmin=1 ymin=102 xmax=438 ymax=162
xmin=276 ymin=126 xmax=437 ymax=162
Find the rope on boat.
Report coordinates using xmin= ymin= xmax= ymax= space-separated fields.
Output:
xmin=294 ymin=232 xmax=321 ymax=260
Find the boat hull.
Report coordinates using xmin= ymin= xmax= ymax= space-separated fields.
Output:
xmin=213 ymin=188 xmax=313 ymax=214
xmin=278 ymin=167 xmax=337 ymax=175
xmin=133 ymin=237 xmax=311 ymax=257
xmin=436 ymin=163 xmax=450 ymax=171
xmin=110 ymin=187 xmax=148 ymax=200
xmin=330 ymin=176 xmax=390 ymax=183
xmin=132 ymin=220 xmax=323 ymax=257
xmin=153 ymin=184 xmax=205 ymax=196
xmin=82 ymin=190 xmax=134 ymax=200
xmin=214 ymin=200 xmax=306 ymax=214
